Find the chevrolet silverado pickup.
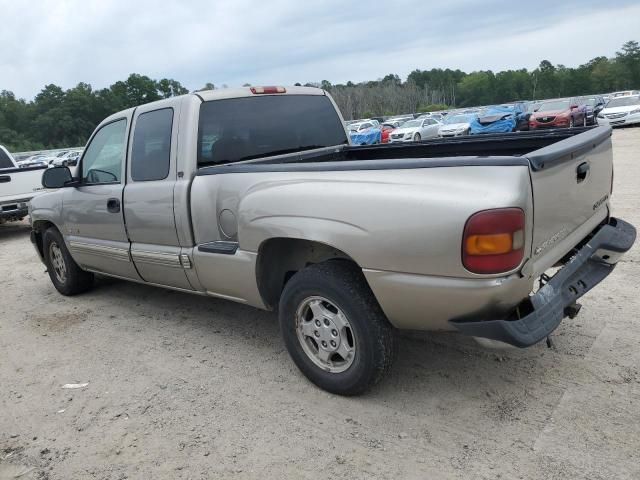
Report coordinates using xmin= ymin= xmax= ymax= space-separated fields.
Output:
xmin=0 ymin=145 xmax=47 ymax=223
xmin=29 ymin=87 xmax=636 ymax=395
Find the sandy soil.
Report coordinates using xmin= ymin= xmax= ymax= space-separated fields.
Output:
xmin=1 ymin=128 xmax=639 ymax=479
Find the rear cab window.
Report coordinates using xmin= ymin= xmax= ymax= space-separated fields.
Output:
xmin=0 ymin=148 xmax=14 ymax=169
xmin=197 ymin=95 xmax=348 ymax=166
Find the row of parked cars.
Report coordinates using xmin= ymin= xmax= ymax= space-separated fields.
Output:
xmin=346 ymin=89 xmax=640 ymax=145
xmin=16 ymin=149 xmax=83 ymax=169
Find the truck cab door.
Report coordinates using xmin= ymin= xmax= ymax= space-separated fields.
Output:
xmin=63 ymin=116 xmax=141 ymax=280
xmin=123 ymin=99 xmax=194 ymax=290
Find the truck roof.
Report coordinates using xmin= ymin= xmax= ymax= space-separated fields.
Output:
xmin=197 ymin=86 xmax=325 ymax=102
xmin=99 ymin=86 xmax=327 ymax=125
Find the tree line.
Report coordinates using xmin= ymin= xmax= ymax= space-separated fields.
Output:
xmin=1 ymin=40 xmax=638 ymax=152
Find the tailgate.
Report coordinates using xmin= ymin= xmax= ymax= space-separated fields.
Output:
xmin=0 ymin=167 xmax=46 ymax=203
xmin=526 ymin=127 xmax=613 ymax=274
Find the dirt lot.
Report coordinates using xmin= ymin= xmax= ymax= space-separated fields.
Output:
xmin=1 ymin=128 xmax=639 ymax=480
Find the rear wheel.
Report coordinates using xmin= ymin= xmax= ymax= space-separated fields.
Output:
xmin=43 ymin=228 xmax=94 ymax=295
xmin=279 ymin=260 xmax=397 ymax=395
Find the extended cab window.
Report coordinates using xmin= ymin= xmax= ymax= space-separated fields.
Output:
xmin=0 ymin=148 xmax=13 ymax=169
xmin=82 ymin=119 xmax=127 ymax=184
xmin=131 ymin=108 xmax=173 ymax=181
xmin=197 ymin=95 xmax=349 ymax=166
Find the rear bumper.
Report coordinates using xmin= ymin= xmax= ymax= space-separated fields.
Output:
xmin=0 ymin=203 xmax=28 ymax=221
xmin=450 ymin=218 xmax=636 ymax=347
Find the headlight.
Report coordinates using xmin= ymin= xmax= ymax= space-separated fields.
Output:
xmin=630 ymin=108 xmax=640 ymax=115
xmin=597 ymin=113 xmax=605 ymax=118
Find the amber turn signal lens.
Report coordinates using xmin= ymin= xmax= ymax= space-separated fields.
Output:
xmin=462 ymin=208 xmax=526 ymax=274
xmin=465 ymin=233 xmax=513 ymax=255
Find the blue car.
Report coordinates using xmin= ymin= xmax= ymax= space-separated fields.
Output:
xmin=470 ymin=103 xmax=529 ymax=134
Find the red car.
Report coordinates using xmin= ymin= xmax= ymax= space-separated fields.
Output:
xmin=529 ymin=98 xmax=588 ymax=129
xmin=380 ymin=123 xmax=396 ymax=143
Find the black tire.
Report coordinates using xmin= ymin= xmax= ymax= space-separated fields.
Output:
xmin=43 ymin=228 xmax=94 ymax=295
xmin=569 ymin=117 xmax=575 ymax=128
xmin=583 ymin=115 xmax=587 ymax=127
xmin=279 ymin=260 xmax=397 ymax=395
xmin=413 ymin=133 xmax=421 ymax=142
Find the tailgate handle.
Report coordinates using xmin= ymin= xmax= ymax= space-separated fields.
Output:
xmin=576 ymin=162 xmax=590 ymax=183
xmin=0 ymin=175 xmax=11 ymax=183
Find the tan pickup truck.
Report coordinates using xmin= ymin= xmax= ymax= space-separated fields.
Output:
xmin=30 ymin=86 xmax=636 ymax=394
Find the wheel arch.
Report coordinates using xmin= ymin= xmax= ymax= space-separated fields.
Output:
xmin=31 ymin=220 xmax=60 ymax=260
xmin=255 ymin=237 xmax=361 ymax=310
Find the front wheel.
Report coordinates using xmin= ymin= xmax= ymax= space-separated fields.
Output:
xmin=279 ymin=260 xmax=397 ymax=395
xmin=43 ymin=228 xmax=94 ymax=295
xmin=569 ymin=117 xmax=575 ymax=128
xmin=413 ymin=133 xmax=421 ymax=142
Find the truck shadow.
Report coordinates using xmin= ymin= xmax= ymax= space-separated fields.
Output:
xmin=0 ymin=220 xmax=32 ymax=241
xmin=91 ymin=275 xmax=558 ymax=408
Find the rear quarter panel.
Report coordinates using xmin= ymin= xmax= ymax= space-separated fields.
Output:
xmin=190 ymin=163 xmax=534 ymax=279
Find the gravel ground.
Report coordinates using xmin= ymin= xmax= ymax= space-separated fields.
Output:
xmin=1 ymin=128 xmax=639 ymax=480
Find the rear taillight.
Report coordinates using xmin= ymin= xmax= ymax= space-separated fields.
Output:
xmin=462 ymin=208 xmax=525 ymax=274
xmin=250 ymin=86 xmax=286 ymax=94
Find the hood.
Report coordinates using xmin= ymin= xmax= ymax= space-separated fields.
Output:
xmin=601 ymin=105 xmax=640 ymax=114
xmin=439 ymin=122 xmax=469 ymax=130
xmin=534 ymin=109 xmax=569 ymax=117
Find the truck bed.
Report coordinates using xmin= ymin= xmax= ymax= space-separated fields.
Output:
xmin=198 ymin=126 xmax=609 ymax=175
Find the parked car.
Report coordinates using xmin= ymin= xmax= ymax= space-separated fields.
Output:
xmin=349 ymin=127 xmax=381 ymax=145
xmin=610 ymin=90 xmax=640 ymax=98
xmin=0 ymin=145 xmax=47 ymax=223
xmin=579 ymin=95 xmax=607 ymax=125
xmin=529 ymin=98 xmax=588 ymax=129
xmin=387 ymin=118 xmax=440 ymax=142
xmin=348 ymin=121 xmax=375 ymax=133
xmin=385 ymin=115 xmax=414 ymax=126
xmin=29 ymin=87 xmax=635 ymax=395
xmin=52 ymin=150 xmax=82 ymax=167
xmin=17 ymin=157 xmax=49 ymax=169
xmin=380 ymin=123 xmax=396 ymax=143
xmin=417 ymin=113 xmax=444 ymax=122
xmin=438 ymin=113 xmax=476 ymax=137
xmin=597 ymin=95 xmax=640 ymax=127
xmin=470 ymin=103 xmax=529 ymax=134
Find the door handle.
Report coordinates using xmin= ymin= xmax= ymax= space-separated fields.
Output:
xmin=0 ymin=175 xmax=11 ymax=183
xmin=576 ymin=162 xmax=590 ymax=183
xmin=107 ymin=198 xmax=121 ymax=213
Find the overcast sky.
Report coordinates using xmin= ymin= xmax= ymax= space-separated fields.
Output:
xmin=1 ymin=0 xmax=639 ymax=99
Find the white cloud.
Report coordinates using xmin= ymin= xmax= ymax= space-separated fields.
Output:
xmin=0 ymin=0 xmax=637 ymax=98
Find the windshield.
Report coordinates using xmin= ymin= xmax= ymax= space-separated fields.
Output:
xmin=198 ymin=95 xmax=348 ymax=166
xmin=402 ymin=120 xmax=420 ymax=128
xmin=581 ymin=97 xmax=599 ymax=106
xmin=606 ymin=96 xmax=640 ymax=108
xmin=538 ymin=100 xmax=570 ymax=111
xmin=444 ymin=114 xmax=473 ymax=124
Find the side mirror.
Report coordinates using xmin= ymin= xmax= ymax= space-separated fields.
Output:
xmin=570 ymin=105 xmax=579 ymax=109
xmin=42 ymin=166 xmax=73 ymax=189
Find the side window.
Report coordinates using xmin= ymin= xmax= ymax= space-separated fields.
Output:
xmin=131 ymin=108 xmax=174 ymax=182
xmin=82 ymin=119 xmax=127 ymax=184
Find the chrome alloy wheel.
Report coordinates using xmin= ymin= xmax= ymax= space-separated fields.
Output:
xmin=295 ymin=296 xmax=356 ymax=373
xmin=49 ymin=242 xmax=67 ymax=283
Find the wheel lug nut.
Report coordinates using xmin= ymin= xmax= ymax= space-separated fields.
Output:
xmin=324 ymin=319 xmax=330 ymax=326
xmin=331 ymin=329 xmax=338 ymax=336
xmin=330 ymin=340 xmax=336 ymax=348
xmin=315 ymin=320 xmax=321 ymax=327
xmin=321 ymin=341 xmax=327 ymax=348
xmin=314 ymin=331 xmax=320 ymax=337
